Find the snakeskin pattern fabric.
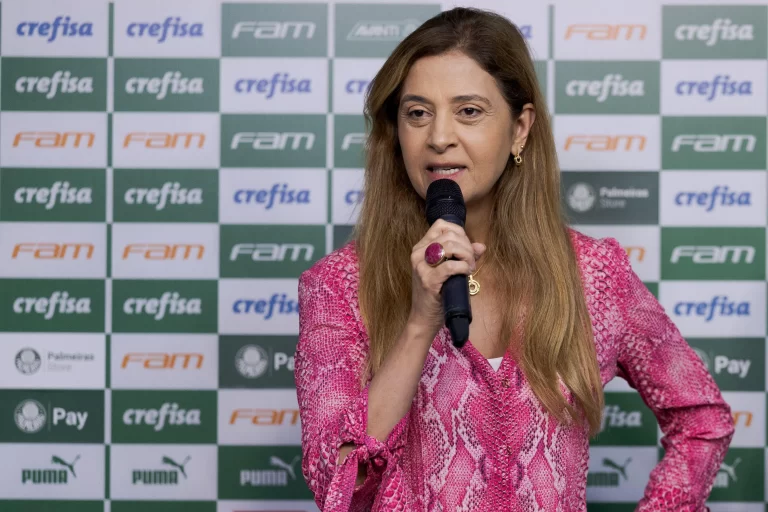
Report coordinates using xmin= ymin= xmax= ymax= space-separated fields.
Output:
xmin=295 ymin=230 xmax=735 ymax=512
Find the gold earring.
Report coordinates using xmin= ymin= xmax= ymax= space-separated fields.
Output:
xmin=514 ymin=145 xmax=524 ymax=166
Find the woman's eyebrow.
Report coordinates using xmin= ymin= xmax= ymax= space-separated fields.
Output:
xmin=400 ymin=93 xmax=492 ymax=106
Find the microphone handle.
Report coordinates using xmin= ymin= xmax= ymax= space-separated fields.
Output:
xmin=437 ymin=213 xmax=472 ymax=347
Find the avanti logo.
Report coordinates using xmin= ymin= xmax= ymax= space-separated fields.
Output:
xmin=133 ymin=455 xmax=191 ymax=485
xmin=675 ymin=75 xmax=752 ymax=101
xmin=567 ymin=183 xmax=649 ymax=212
xmin=15 ymin=71 xmax=93 ymax=99
xmin=22 ymin=454 xmax=80 ymax=485
xmin=123 ymin=132 xmax=204 ymax=149
xmin=673 ymin=296 xmax=750 ymax=322
xmin=232 ymin=294 xmax=299 ymax=320
xmin=121 ymin=352 xmax=204 ymax=370
xmin=16 ymin=16 xmax=93 ymax=42
xmin=15 ymin=181 xmax=92 ymax=210
xmin=674 ymin=186 xmax=751 ymax=212
xmin=671 ymin=134 xmax=755 ymax=152
xmin=122 ymin=402 xmax=201 ymax=431
xmin=565 ymin=24 xmax=647 ymax=40
xmin=122 ymin=292 xmax=202 ymax=320
xmin=230 ymin=132 xmax=314 ymax=150
xmin=229 ymin=243 xmax=313 ymax=262
xmin=231 ymin=21 xmax=316 ymax=39
xmin=15 ymin=399 xmax=88 ymax=433
xmin=234 ymin=183 xmax=310 ymax=209
xmin=235 ymin=73 xmax=311 ymax=99
xmin=241 ymin=455 xmax=300 ymax=487
xmin=13 ymin=132 xmax=95 ymax=148
xmin=675 ymin=19 xmax=753 ymax=46
xmin=13 ymin=291 xmax=91 ymax=319
xmin=564 ymin=135 xmax=646 ymax=151
xmin=122 ymin=243 xmax=205 ymax=260
xmin=670 ymin=245 xmax=755 ymax=264
xmin=125 ymin=71 xmax=204 ymax=100
xmin=126 ymin=17 xmax=203 ymax=42
xmin=12 ymin=242 xmax=94 ymax=259
xmin=346 ymin=19 xmax=419 ymax=41
xmin=600 ymin=404 xmax=642 ymax=431
xmin=565 ymin=74 xmax=644 ymax=102
xmin=588 ymin=458 xmax=632 ymax=487
xmin=230 ymin=408 xmax=300 ymax=426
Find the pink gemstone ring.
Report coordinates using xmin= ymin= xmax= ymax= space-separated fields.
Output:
xmin=425 ymin=242 xmax=446 ymax=267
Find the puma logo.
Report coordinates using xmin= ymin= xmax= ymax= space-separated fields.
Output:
xmin=602 ymin=457 xmax=632 ymax=481
xmin=270 ymin=455 xmax=300 ymax=480
xmin=51 ymin=455 xmax=80 ymax=477
xmin=162 ymin=455 xmax=191 ymax=479
xmin=718 ymin=458 xmax=741 ymax=483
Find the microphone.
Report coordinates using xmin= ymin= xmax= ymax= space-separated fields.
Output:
xmin=425 ymin=179 xmax=472 ymax=348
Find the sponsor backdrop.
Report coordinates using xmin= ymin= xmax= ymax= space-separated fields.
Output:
xmin=0 ymin=0 xmax=765 ymax=510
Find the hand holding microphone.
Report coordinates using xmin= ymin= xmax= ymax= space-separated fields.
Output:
xmin=408 ymin=179 xmax=484 ymax=347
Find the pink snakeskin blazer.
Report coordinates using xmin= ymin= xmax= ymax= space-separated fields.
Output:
xmin=295 ymin=229 xmax=734 ymax=512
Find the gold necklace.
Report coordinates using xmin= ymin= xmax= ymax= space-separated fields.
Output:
xmin=468 ymin=258 xmax=487 ymax=296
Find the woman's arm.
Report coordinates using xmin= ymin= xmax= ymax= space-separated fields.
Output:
xmin=606 ymin=237 xmax=735 ymax=512
xmin=295 ymin=261 xmax=431 ymax=511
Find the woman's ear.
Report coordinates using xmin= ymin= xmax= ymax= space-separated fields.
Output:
xmin=512 ymin=103 xmax=536 ymax=153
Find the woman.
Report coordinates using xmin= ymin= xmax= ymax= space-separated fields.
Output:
xmin=295 ymin=7 xmax=733 ymax=511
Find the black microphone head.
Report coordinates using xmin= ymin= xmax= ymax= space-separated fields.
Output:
xmin=425 ymin=179 xmax=466 ymax=226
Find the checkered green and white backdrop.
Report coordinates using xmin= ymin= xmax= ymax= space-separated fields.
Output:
xmin=0 ymin=0 xmax=765 ymax=510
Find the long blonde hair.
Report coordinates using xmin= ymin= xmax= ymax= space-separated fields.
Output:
xmin=352 ymin=7 xmax=604 ymax=436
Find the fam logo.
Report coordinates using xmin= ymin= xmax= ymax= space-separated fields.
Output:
xmin=567 ymin=183 xmax=649 ymax=212
xmin=15 ymin=71 xmax=93 ymax=99
xmin=625 ymin=246 xmax=646 ymax=263
xmin=133 ymin=455 xmax=191 ymax=486
xmin=16 ymin=16 xmax=94 ymax=42
xmin=588 ymin=457 xmax=632 ymax=488
xmin=674 ymin=186 xmax=751 ymax=212
xmin=123 ymin=132 xmax=204 ymax=149
xmin=232 ymin=294 xmax=299 ymax=320
xmin=673 ymin=296 xmax=750 ymax=322
xmin=12 ymin=242 xmax=94 ymax=260
xmin=13 ymin=291 xmax=91 ymax=320
xmin=22 ymin=454 xmax=80 ymax=485
xmin=235 ymin=73 xmax=311 ymax=99
xmin=241 ymin=455 xmax=301 ymax=488
xmin=346 ymin=19 xmax=419 ymax=41
xmin=123 ymin=292 xmax=202 ymax=320
xmin=566 ymin=74 xmax=644 ymax=102
xmin=674 ymin=18 xmax=753 ymax=47
xmin=230 ymin=132 xmax=313 ymax=151
xmin=15 ymin=399 xmax=88 ymax=433
xmin=126 ymin=17 xmax=203 ymax=42
xmin=565 ymin=24 xmax=646 ymax=40
xmin=122 ymin=402 xmax=201 ymax=432
xmin=670 ymin=246 xmax=754 ymax=264
xmin=13 ymin=132 xmax=94 ymax=148
xmin=564 ymin=134 xmax=645 ymax=152
xmin=671 ymin=134 xmax=755 ymax=153
xmin=125 ymin=182 xmax=203 ymax=211
xmin=233 ymin=183 xmax=310 ymax=210
xmin=229 ymin=408 xmax=299 ymax=426
xmin=125 ymin=72 xmax=204 ymax=100
xmin=230 ymin=243 xmax=313 ymax=263
xmin=231 ymin=21 xmax=315 ymax=39
xmin=121 ymin=243 xmax=205 ymax=261
xmin=675 ymin=75 xmax=752 ymax=101
xmin=15 ymin=181 xmax=92 ymax=210
xmin=121 ymin=352 xmax=204 ymax=370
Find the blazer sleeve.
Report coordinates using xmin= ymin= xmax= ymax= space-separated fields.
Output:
xmin=294 ymin=264 xmax=410 ymax=512
xmin=605 ymin=237 xmax=735 ymax=512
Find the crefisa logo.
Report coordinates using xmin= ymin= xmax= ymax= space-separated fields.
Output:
xmin=126 ymin=17 xmax=203 ymax=42
xmin=16 ymin=16 xmax=94 ymax=42
xmin=675 ymin=75 xmax=752 ymax=101
xmin=235 ymin=73 xmax=312 ymax=99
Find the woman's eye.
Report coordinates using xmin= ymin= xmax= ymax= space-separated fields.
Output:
xmin=461 ymin=107 xmax=480 ymax=116
xmin=408 ymin=109 xmax=427 ymax=118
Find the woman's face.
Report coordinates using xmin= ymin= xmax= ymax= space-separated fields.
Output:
xmin=397 ymin=51 xmax=524 ymax=206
